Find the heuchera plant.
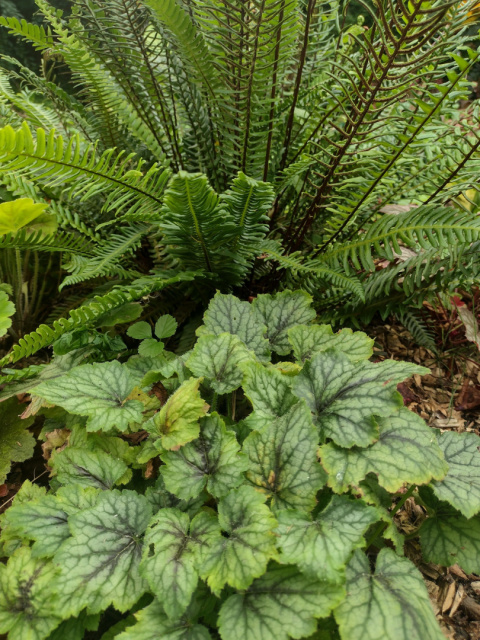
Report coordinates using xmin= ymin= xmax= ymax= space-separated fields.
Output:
xmin=0 ymin=290 xmax=478 ymax=640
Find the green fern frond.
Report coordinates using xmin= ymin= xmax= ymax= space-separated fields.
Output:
xmin=396 ymin=308 xmax=438 ymax=353
xmin=0 ymin=229 xmax=94 ymax=255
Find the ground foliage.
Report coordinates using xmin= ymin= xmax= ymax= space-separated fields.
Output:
xmin=0 ymin=291 xmax=479 ymax=640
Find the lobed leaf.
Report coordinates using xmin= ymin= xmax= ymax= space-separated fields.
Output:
xmin=0 ymin=397 xmax=35 ymax=484
xmin=288 ymin=325 xmax=374 ymax=363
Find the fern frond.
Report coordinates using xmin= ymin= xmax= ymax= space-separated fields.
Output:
xmin=396 ymin=308 xmax=438 ymax=352
xmin=0 ymin=271 xmax=199 ymax=366
xmin=0 ymin=229 xmax=94 ymax=255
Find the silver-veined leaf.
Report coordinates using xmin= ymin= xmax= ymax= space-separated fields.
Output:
xmin=288 ymin=325 xmax=373 ymax=363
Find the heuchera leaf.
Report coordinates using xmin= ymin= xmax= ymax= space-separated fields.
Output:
xmin=199 ymin=292 xmax=270 ymax=361
xmin=187 ymin=333 xmax=254 ymax=394
xmin=149 ymin=378 xmax=208 ymax=450
xmin=276 ymin=495 xmax=379 ymax=582
xmin=242 ymin=361 xmax=297 ymax=425
xmin=54 ymin=490 xmax=152 ymax=616
xmin=320 ymin=409 xmax=448 ymax=493
xmin=155 ymin=314 xmax=178 ymax=340
xmin=160 ymin=413 xmax=248 ymax=499
xmin=218 ymin=564 xmax=345 ymax=640
xmin=116 ymin=600 xmax=212 ymax=640
xmin=242 ymin=402 xmax=326 ymax=512
xmin=34 ymin=362 xmax=144 ymax=433
xmin=51 ymin=447 xmax=130 ymax=490
xmin=252 ymin=290 xmax=316 ymax=355
xmin=288 ymin=324 xmax=374 ymax=363
xmin=419 ymin=488 xmax=480 ymax=574
xmin=293 ymin=351 xmax=427 ymax=447
xmin=334 ymin=549 xmax=445 ymax=640
xmin=0 ymin=547 xmax=61 ymax=640
xmin=0 ymin=397 xmax=35 ymax=484
xmin=140 ymin=508 xmax=217 ymax=618
xmin=431 ymin=431 xmax=480 ymax=518
xmin=144 ymin=476 xmax=206 ymax=517
xmin=45 ymin=611 xmax=100 ymax=640
xmin=198 ymin=486 xmax=278 ymax=595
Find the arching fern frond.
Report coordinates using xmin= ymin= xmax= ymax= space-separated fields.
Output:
xmin=0 ymin=229 xmax=94 ymax=255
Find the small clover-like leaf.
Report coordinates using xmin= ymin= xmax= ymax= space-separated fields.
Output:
xmin=218 ymin=564 xmax=345 ymax=640
xmin=276 ymin=495 xmax=379 ymax=582
xmin=0 ymin=547 xmax=61 ymax=640
xmin=138 ymin=338 xmax=165 ymax=357
xmin=161 ymin=413 xmax=248 ymax=500
xmin=293 ymin=351 xmax=427 ymax=447
xmin=334 ymin=549 xmax=444 ymax=640
xmin=34 ymin=362 xmax=144 ymax=433
xmin=288 ymin=324 xmax=374 ymax=363
xmin=116 ymin=600 xmax=212 ymax=640
xmin=54 ymin=490 xmax=152 ymax=617
xmin=149 ymin=378 xmax=208 ymax=450
xmin=320 ymin=409 xmax=447 ymax=493
xmin=199 ymin=292 xmax=270 ymax=361
xmin=419 ymin=489 xmax=480 ymax=574
xmin=127 ymin=321 xmax=152 ymax=340
xmin=51 ymin=447 xmax=130 ymax=490
xmin=140 ymin=508 xmax=217 ymax=619
xmin=187 ymin=333 xmax=254 ymax=394
xmin=431 ymin=431 xmax=480 ymax=518
xmin=243 ymin=402 xmax=326 ymax=512
xmin=242 ymin=361 xmax=297 ymax=424
xmin=0 ymin=397 xmax=35 ymax=484
xmin=198 ymin=485 xmax=278 ymax=595
xmin=252 ymin=290 xmax=316 ymax=355
xmin=155 ymin=314 xmax=178 ymax=340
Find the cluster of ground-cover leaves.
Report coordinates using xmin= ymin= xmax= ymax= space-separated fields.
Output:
xmin=0 ymin=290 xmax=479 ymax=640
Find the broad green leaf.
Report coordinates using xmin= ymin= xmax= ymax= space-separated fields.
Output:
xmin=140 ymin=508 xmax=217 ymax=618
xmin=334 ymin=549 xmax=444 ymax=640
xmin=320 ymin=409 xmax=447 ymax=493
xmin=34 ymin=362 xmax=144 ymax=433
xmin=243 ymin=402 xmax=326 ymax=511
xmin=51 ymin=447 xmax=130 ymax=490
xmin=420 ymin=510 xmax=480 ymax=574
xmin=0 ymin=198 xmax=48 ymax=234
xmin=0 ymin=547 xmax=61 ymax=640
xmin=0 ymin=290 xmax=15 ymax=337
xmin=161 ymin=413 xmax=248 ymax=499
xmin=138 ymin=338 xmax=165 ymax=357
xmin=276 ymin=496 xmax=379 ymax=582
xmin=431 ymin=431 xmax=480 ymax=518
xmin=288 ymin=325 xmax=374 ymax=363
xmin=127 ymin=321 xmax=152 ymax=340
xmin=144 ymin=476 xmax=206 ymax=517
xmin=293 ymin=352 xmax=427 ymax=447
xmin=242 ymin=361 xmax=297 ymax=425
xmin=0 ymin=397 xmax=35 ymax=484
xmin=116 ymin=600 xmax=212 ymax=640
xmin=198 ymin=485 xmax=278 ymax=595
xmin=253 ymin=290 xmax=316 ymax=355
xmin=187 ymin=333 xmax=253 ymax=394
xmin=155 ymin=314 xmax=178 ymax=339
xmin=218 ymin=564 xmax=345 ymax=640
xmin=54 ymin=490 xmax=152 ymax=616
xmin=46 ymin=611 xmax=100 ymax=640
xmin=199 ymin=292 xmax=270 ymax=361
xmin=148 ymin=378 xmax=208 ymax=450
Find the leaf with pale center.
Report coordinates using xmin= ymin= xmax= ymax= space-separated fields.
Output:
xmin=54 ymin=490 xmax=151 ymax=617
xmin=320 ymin=410 xmax=447 ymax=493
xmin=0 ymin=547 xmax=61 ymax=640
xmin=140 ymin=508 xmax=217 ymax=619
xmin=187 ymin=333 xmax=253 ymax=394
xmin=34 ymin=362 xmax=144 ymax=433
xmin=243 ymin=402 xmax=326 ymax=512
xmin=276 ymin=495 xmax=379 ymax=582
xmin=161 ymin=413 xmax=248 ymax=500
xmin=252 ymin=290 xmax=316 ymax=355
xmin=288 ymin=325 xmax=374 ymax=363
xmin=242 ymin=361 xmax=297 ymax=426
xmin=293 ymin=352 xmax=427 ymax=447
xmin=116 ymin=600 xmax=212 ymax=640
xmin=431 ymin=431 xmax=480 ymax=518
xmin=149 ymin=378 xmax=208 ymax=450
xmin=51 ymin=447 xmax=130 ymax=490
xmin=198 ymin=485 xmax=278 ymax=595
xmin=199 ymin=292 xmax=270 ymax=361
xmin=218 ymin=564 xmax=345 ymax=640
xmin=334 ymin=549 xmax=444 ymax=640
